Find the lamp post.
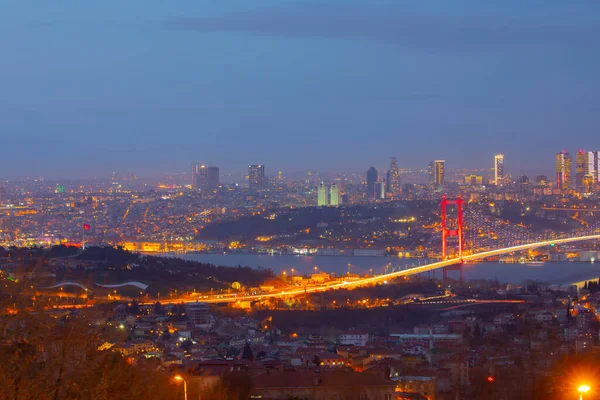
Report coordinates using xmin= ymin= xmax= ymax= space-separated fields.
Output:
xmin=174 ymin=375 xmax=187 ymax=400
xmin=578 ymin=385 xmax=590 ymax=400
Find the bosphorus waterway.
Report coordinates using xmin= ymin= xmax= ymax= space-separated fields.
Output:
xmin=161 ymin=253 xmax=600 ymax=285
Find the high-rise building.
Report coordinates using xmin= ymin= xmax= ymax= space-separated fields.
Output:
xmin=277 ymin=171 xmax=283 ymax=183
xmin=576 ymin=150 xmax=587 ymax=192
xmin=578 ymin=150 xmax=600 ymax=193
xmin=206 ymin=166 xmax=219 ymax=191
xmin=191 ymin=164 xmax=199 ymax=189
xmin=388 ymin=157 xmax=401 ymax=195
xmin=329 ymin=183 xmax=340 ymax=206
xmin=366 ymin=167 xmax=378 ymax=199
xmin=195 ymin=165 xmax=208 ymax=191
xmin=191 ymin=164 xmax=218 ymax=192
xmin=248 ymin=165 xmax=265 ymax=190
xmin=494 ymin=154 xmax=505 ymax=186
xmin=375 ymin=181 xmax=386 ymax=199
xmin=556 ymin=151 xmax=572 ymax=190
xmin=317 ymin=182 xmax=328 ymax=206
xmin=586 ymin=151 xmax=600 ymax=182
xmin=429 ymin=160 xmax=445 ymax=190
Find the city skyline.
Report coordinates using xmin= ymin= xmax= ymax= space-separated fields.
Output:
xmin=4 ymin=2 xmax=600 ymax=399
xmin=2 ymin=1 xmax=600 ymax=179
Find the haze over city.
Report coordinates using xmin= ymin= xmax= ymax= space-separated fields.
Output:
xmin=3 ymin=2 xmax=600 ymax=400
xmin=2 ymin=0 xmax=600 ymax=179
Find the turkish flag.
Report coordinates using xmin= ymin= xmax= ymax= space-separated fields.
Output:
xmin=83 ymin=223 xmax=91 ymax=231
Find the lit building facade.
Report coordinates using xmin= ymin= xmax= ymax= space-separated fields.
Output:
xmin=576 ymin=150 xmax=586 ymax=192
xmin=248 ymin=165 xmax=265 ymax=190
xmin=494 ymin=154 xmax=504 ymax=186
xmin=387 ymin=157 xmax=401 ymax=195
xmin=429 ymin=160 xmax=445 ymax=190
xmin=375 ymin=181 xmax=386 ymax=199
xmin=317 ymin=182 xmax=328 ymax=206
xmin=583 ymin=150 xmax=600 ymax=193
xmin=556 ymin=151 xmax=572 ymax=190
xmin=329 ymin=183 xmax=340 ymax=206
xmin=464 ymin=174 xmax=483 ymax=186
xmin=191 ymin=163 xmax=199 ymax=189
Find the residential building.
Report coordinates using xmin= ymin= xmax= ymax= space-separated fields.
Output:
xmin=339 ymin=331 xmax=369 ymax=347
xmin=249 ymin=369 xmax=396 ymax=400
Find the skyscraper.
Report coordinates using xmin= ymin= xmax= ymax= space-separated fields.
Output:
xmin=191 ymin=163 xmax=199 ymax=189
xmin=366 ymin=167 xmax=378 ymax=199
xmin=195 ymin=165 xmax=209 ymax=192
xmin=388 ymin=157 xmax=401 ymax=195
xmin=584 ymin=151 xmax=600 ymax=193
xmin=317 ymin=182 xmax=328 ymax=206
xmin=494 ymin=154 xmax=505 ymax=186
xmin=429 ymin=160 xmax=445 ymax=190
xmin=576 ymin=150 xmax=586 ymax=192
xmin=329 ymin=183 xmax=340 ymax=206
xmin=375 ymin=181 xmax=386 ymax=199
xmin=191 ymin=164 xmax=219 ymax=192
xmin=207 ymin=166 xmax=219 ymax=191
xmin=556 ymin=151 xmax=572 ymax=190
xmin=248 ymin=165 xmax=265 ymax=190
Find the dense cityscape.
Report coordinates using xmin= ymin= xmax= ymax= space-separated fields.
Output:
xmin=3 ymin=1 xmax=600 ymax=399
xmin=2 ymin=151 xmax=600 ymax=399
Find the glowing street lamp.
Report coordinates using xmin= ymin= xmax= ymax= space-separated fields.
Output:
xmin=578 ymin=385 xmax=590 ymax=400
xmin=173 ymin=375 xmax=187 ymax=400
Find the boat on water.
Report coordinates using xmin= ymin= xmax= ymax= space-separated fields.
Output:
xmin=519 ymin=260 xmax=545 ymax=265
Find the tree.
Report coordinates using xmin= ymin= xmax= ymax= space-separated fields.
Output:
xmin=473 ymin=323 xmax=482 ymax=339
xmin=241 ymin=343 xmax=254 ymax=361
xmin=161 ymin=327 xmax=170 ymax=340
xmin=180 ymin=339 xmax=192 ymax=352
xmin=313 ymin=354 xmax=321 ymax=366
xmin=128 ymin=300 xmax=140 ymax=315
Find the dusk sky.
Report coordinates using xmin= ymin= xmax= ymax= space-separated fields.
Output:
xmin=2 ymin=0 xmax=599 ymax=179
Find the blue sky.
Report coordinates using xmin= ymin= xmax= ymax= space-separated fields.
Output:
xmin=1 ymin=0 xmax=599 ymax=179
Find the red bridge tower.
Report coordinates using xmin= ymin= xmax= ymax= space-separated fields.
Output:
xmin=441 ymin=196 xmax=464 ymax=281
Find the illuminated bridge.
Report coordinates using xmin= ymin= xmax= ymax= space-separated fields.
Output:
xmin=41 ymin=281 xmax=150 ymax=292
xmin=164 ymin=233 xmax=600 ymax=305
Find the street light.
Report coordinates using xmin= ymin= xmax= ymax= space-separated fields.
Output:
xmin=173 ymin=375 xmax=187 ymax=400
xmin=578 ymin=385 xmax=590 ymax=400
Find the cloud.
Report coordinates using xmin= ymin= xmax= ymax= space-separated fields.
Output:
xmin=165 ymin=2 xmax=598 ymax=53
